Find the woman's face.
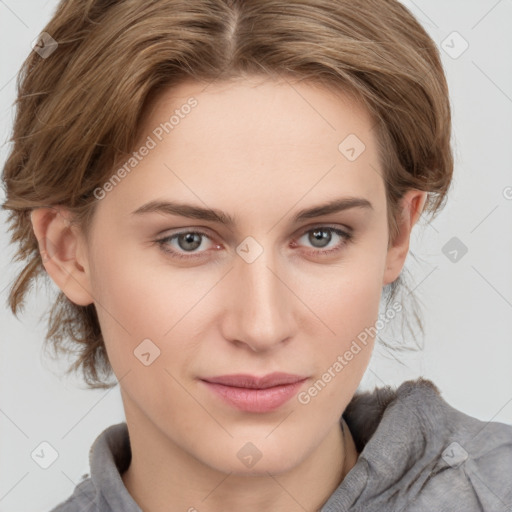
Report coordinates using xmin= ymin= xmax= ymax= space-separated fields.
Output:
xmin=66 ymin=77 xmax=417 ymax=474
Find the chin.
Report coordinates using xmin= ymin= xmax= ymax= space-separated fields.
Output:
xmin=200 ymin=437 xmax=308 ymax=476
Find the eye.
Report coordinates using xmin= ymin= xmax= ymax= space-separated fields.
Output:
xmin=155 ymin=225 xmax=353 ymax=261
xmin=293 ymin=226 xmax=353 ymax=256
xmin=156 ymin=230 xmax=218 ymax=260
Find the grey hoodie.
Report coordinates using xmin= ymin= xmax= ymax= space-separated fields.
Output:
xmin=49 ymin=378 xmax=512 ymax=511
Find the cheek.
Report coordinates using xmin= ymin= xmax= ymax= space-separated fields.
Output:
xmin=298 ymin=266 xmax=383 ymax=419
xmin=297 ymin=234 xmax=388 ymax=404
xmin=85 ymin=237 xmax=168 ymax=366
xmin=308 ymin=241 xmax=388 ymax=341
xmin=87 ymin=238 xmax=213 ymax=373
xmin=88 ymin=235 xmax=178 ymax=328
xmin=311 ymin=269 xmax=381 ymax=385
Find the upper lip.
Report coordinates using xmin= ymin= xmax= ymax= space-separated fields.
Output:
xmin=201 ymin=372 xmax=308 ymax=389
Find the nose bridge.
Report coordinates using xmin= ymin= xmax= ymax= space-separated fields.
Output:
xmin=227 ymin=240 xmax=294 ymax=350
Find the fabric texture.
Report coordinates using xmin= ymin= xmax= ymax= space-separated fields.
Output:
xmin=49 ymin=378 xmax=512 ymax=511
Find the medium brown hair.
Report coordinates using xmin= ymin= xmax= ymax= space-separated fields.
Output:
xmin=2 ymin=0 xmax=453 ymax=389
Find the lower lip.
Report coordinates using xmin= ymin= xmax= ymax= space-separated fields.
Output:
xmin=201 ymin=379 xmax=307 ymax=413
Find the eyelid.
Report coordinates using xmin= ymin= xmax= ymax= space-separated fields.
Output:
xmin=295 ymin=222 xmax=353 ymax=237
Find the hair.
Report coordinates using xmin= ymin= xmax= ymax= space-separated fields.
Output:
xmin=1 ymin=0 xmax=453 ymax=389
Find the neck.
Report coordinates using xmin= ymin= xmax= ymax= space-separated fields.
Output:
xmin=121 ymin=412 xmax=358 ymax=512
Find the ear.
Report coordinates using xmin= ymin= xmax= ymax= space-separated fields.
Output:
xmin=30 ymin=207 xmax=94 ymax=306
xmin=382 ymin=190 xmax=427 ymax=286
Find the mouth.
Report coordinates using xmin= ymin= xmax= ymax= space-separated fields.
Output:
xmin=200 ymin=372 xmax=308 ymax=413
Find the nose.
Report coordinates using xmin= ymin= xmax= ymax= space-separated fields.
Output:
xmin=221 ymin=245 xmax=296 ymax=352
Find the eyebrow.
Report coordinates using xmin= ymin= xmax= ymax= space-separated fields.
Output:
xmin=131 ymin=196 xmax=373 ymax=226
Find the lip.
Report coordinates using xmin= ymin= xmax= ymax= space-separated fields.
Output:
xmin=200 ymin=372 xmax=308 ymax=413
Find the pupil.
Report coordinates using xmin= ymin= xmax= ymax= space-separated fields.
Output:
xmin=310 ymin=229 xmax=331 ymax=248
xmin=179 ymin=233 xmax=201 ymax=251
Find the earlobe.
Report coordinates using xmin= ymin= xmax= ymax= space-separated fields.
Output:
xmin=382 ymin=190 xmax=427 ymax=287
xmin=30 ymin=207 xmax=94 ymax=306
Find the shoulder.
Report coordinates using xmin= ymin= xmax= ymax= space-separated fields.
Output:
xmin=406 ymin=379 xmax=512 ymax=510
xmin=408 ymin=379 xmax=512 ymax=511
xmin=342 ymin=377 xmax=512 ymax=511
xmin=47 ymin=422 xmax=137 ymax=511
xmin=48 ymin=477 xmax=99 ymax=511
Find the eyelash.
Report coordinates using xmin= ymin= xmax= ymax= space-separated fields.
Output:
xmin=155 ymin=226 xmax=353 ymax=261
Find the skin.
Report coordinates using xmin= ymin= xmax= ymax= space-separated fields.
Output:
xmin=31 ymin=76 xmax=426 ymax=512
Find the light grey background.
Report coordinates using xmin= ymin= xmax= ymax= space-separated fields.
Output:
xmin=1 ymin=1 xmax=511 ymax=510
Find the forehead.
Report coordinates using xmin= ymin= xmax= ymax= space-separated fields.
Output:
xmin=143 ymin=76 xmax=375 ymax=152
xmin=97 ymin=77 xmax=385 ymax=221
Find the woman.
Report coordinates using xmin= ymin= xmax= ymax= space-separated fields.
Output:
xmin=2 ymin=0 xmax=511 ymax=511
